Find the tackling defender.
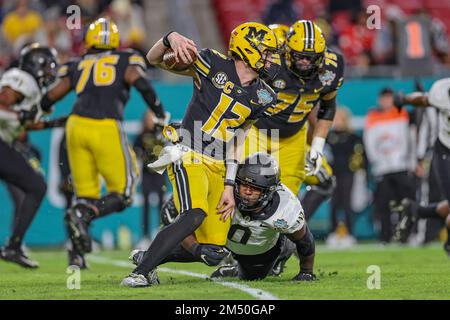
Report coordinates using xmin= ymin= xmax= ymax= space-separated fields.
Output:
xmin=121 ymin=22 xmax=280 ymax=287
xmin=0 ymin=43 xmax=58 ymax=268
xmin=393 ymin=79 xmax=450 ymax=256
xmin=135 ymin=153 xmax=316 ymax=281
xmin=39 ymin=17 xmax=166 ymax=267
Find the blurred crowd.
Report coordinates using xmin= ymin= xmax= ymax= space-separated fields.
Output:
xmin=1 ymin=0 xmax=450 ymax=73
xmin=0 ymin=0 xmax=147 ymax=70
xmin=262 ymin=0 xmax=450 ymax=67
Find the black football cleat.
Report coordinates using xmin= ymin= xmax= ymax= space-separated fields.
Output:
xmin=65 ymin=204 xmax=95 ymax=254
xmin=121 ymin=270 xmax=160 ymax=288
xmin=210 ymin=265 xmax=239 ymax=279
xmin=68 ymin=249 xmax=88 ymax=269
xmin=0 ymin=247 xmax=39 ymax=269
xmin=392 ymin=198 xmax=418 ymax=243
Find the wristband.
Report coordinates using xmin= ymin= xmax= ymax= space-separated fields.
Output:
xmin=311 ymin=137 xmax=326 ymax=154
xmin=225 ymin=159 xmax=239 ymax=186
xmin=163 ymin=31 xmax=174 ymax=48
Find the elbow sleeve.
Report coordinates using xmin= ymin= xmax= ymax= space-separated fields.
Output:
xmin=317 ymin=97 xmax=337 ymax=121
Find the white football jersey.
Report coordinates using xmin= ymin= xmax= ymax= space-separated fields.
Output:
xmin=428 ymin=78 xmax=450 ymax=149
xmin=226 ymin=184 xmax=305 ymax=255
xmin=0 ymin=68 xmax=41 ymax=144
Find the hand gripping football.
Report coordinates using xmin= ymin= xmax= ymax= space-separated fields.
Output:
xmin=163 ymin=48 xmax=197 ymax=71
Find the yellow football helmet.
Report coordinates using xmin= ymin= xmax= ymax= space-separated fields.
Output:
xmin=85 ymin=17 xmax=120 ymax=50
xmin=229 ymin=22 xmax=280 ymax=80
xmin=286 ymin=20 xmax=326 ymax=78
xmin=268 ymin=24 xmax=289 ymax=49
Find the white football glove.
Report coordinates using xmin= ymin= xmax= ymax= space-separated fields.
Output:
xmin=306 ymin=137 xmax=325 ymax=176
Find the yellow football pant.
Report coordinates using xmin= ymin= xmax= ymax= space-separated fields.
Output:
xmin=244 ymin=124 xmax=307 ymax=195
xmin=66 ymin=115 xmax=138 ymax=199
xmin=167 ymin=151 xmax=229 ymax=246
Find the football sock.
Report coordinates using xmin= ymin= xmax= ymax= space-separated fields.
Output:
xmin=8 ymin=178 xmax=47 ymax=250
xmin=133 ymin=208 xmax=206 ymax=275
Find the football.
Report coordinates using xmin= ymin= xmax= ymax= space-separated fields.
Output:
xmin=163 ymin=48 xmax=197 ymax=71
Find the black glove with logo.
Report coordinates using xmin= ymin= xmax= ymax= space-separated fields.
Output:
xmin=193 ymin=244 xmax=230 ymax=266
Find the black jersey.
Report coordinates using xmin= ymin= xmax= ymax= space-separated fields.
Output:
xmin=255 ymin=49 xmax=344 ymax=138
xmin=59 ymin=49 xmax=146 ymax=120
xmin=181 ymin=48 xmax=277 ymax=160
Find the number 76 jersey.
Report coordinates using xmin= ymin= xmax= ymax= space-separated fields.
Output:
xmin=226 ymin=185 xmax=306 ymax=255
xmin=58 ymin=49 xmax=147 ymax=120
xmin=255 ymin=49 xmax=344 ymax=138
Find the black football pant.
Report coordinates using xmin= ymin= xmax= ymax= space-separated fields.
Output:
xmin=373 ymin=171 xmax=415 ymax=243
xmin=232 ymin=235 xmax=291 ymax=281
xmin=0 ymin=139 xmax=46 ymax=249
xmin=432 ymin=140 xmax=450 ymax=203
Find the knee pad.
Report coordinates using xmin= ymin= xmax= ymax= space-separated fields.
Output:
xmin=293 ymin=225 xmax=315 ymax=257
xmin=178 ymin=208 xmax=206 ymax=231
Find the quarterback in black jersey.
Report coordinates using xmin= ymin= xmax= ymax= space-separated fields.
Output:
xmin=245 ymin=20 xmax=344 ymax=196
xmin=39 ymin=18 xmax=166 ymax=267
xmin=122 ymin=22 xmax=281 ymax=287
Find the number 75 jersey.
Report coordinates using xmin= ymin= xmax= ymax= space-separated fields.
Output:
xmin=58 ymin=49 xmax=147 ymax=120
xmin=181 ymin=48 xmax=277 ymax=160
xmin=226 ymin=185 xmax=306 ymax=255
xmin=255 ymin=49 xmax=344 ymax=138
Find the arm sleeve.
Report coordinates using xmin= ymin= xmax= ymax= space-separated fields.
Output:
xmin=133 ymin=77 xmax=165 ymax=119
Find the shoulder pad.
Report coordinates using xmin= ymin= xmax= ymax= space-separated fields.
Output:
xmin=322 ymin=49 xmax=344 ymax=90
xmin=0 ymin=68 xmax=40 ymax=98
xmin=270 ymin=186 xmax=305 ymax=233
xmin=429 ymin=78 xmax=450 ymax=111
xmin=126 ymin=51 xmax=147 ymax=70
xmin=192 ymin=48 xmax=214 ymax=77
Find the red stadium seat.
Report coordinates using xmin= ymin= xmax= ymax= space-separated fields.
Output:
xmin=424 ymin=0 xmax=450 ymax=9
xmin=388 ymin=0 xmax=423 ymax=14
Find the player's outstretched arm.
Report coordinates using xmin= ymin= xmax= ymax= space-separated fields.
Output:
xmin=125 ymin=65 xmax=165 ymax=120
xmin=40 ymin=77 xmax=72 ymax=113
xmin=401 ymin=92 xmax=429 ymax=108
xmin=288 ymin=224 xmax=316 ymax=281
xmin=306 ymin=91 xmax=337 ymax=176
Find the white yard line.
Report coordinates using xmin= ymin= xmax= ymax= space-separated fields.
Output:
xmin=89 ymin=256 xmax=279 ymax=300
xmin=316 ymin=242 xmax=442 ymax=253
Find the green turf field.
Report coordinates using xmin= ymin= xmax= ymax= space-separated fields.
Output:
xmin=0 ymin=243 xmax=449 ymax=300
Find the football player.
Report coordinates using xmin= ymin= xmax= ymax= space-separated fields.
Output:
xmin=38 ymin=17 xmax=166 ymax=267
xmin=392 ymin=79 xmax=450 ymax=256
xmin=121 ymin=22 xmax=280 ymax=287
xmin=132 ymin=153 xmax=316 ymax=281
xmin=0 ymin=43 xmax=58 ymax=268
xmin=244 ymin=20 xmax=344 ymax=196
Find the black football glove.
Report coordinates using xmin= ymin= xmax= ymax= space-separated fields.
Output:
xmin=292 ymin=271 xmax=317 ymax=282
xmin=18 ymin=104 xmax=43 ymax=125
xmin=393 ymin=92 xmax=405 ymax=111
xmin=194 ymin=244 xmax=230 ymax=266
